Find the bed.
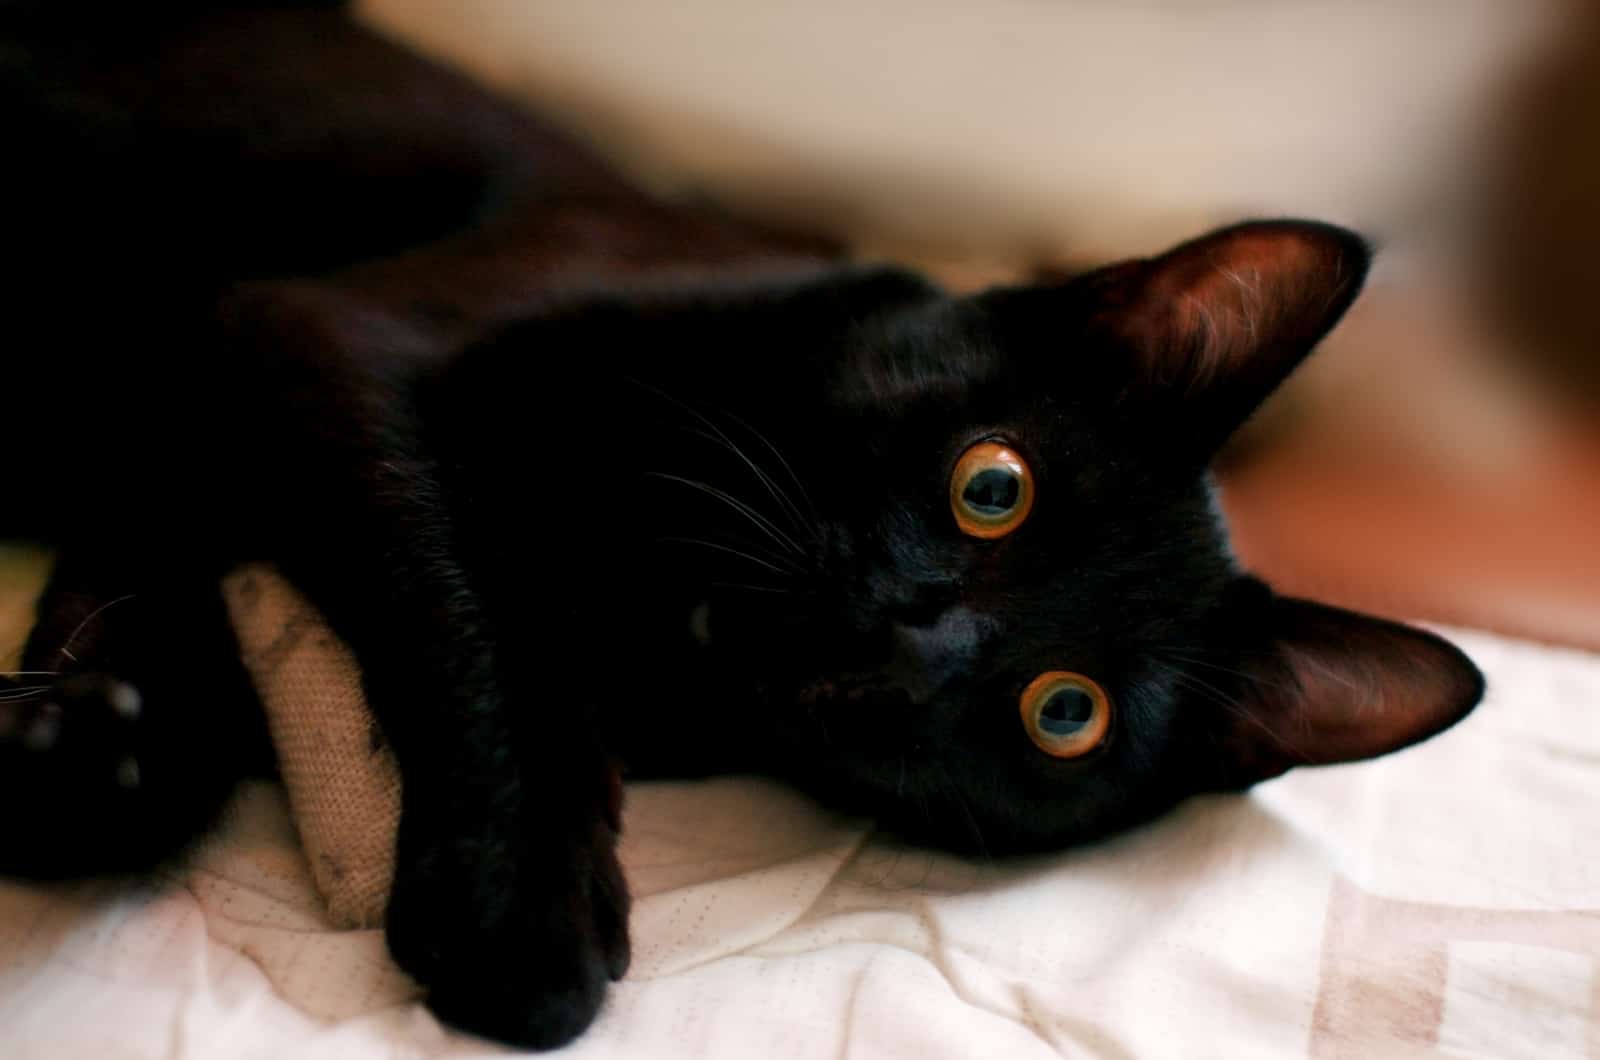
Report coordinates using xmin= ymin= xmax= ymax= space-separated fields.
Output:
xmin=2 ymin=626 xmax=1595 ymax=1059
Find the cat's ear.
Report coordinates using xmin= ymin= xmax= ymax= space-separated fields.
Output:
xmin=1090 ymin=220 xmax=1369 ymax=455
xmin=1208 ymin=592 xmax=1484 ymax=789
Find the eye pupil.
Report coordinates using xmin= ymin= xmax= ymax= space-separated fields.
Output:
xmin=962 ymin=468 xmax=1020 ymax=515
xmin=1020 ymin=671 xmax=1111 ymax=758
xmin=1038 ymin=688 xmax=1094 ymax=736
xmin=950 ymin=441 xmax=1032 ymax=539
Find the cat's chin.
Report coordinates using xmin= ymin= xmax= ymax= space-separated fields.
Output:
xmin=747 ymin=676 xmax=929 ymax=778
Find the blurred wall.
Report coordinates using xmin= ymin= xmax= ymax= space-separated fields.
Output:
xmin=1477 ymin=4 xmax=1600 ymax=407
xmin=360 ymin=0 xmax=1558 ymax=267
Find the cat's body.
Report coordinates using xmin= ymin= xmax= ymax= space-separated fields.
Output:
xmin=0 ymin=2 xmax=1483 ymax=1050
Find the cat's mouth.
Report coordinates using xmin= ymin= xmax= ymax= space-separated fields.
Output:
xmin=693 ymin=602 xmax=931 ymax=716
xmin=693 ymin=601 xmax=896 ymax=698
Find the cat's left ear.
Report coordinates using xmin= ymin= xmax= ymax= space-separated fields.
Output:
xmin=1089 ymin=219 xmax=1370 ymax=456
xmin=1208 ymin=590 xmax=1484 ymax=789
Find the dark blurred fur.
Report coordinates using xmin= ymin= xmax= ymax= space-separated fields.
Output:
xmin=0 ymin=2 xmax=1483 ymax=1050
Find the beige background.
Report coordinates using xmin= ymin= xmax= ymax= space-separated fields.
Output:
xmin=360 ymin=0 xmax=1559 ymax=266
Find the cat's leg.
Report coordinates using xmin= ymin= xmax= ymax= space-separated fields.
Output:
xmin=270 ymin=485 xmax=631 ymax=1048
xmin=0 ymin=550 xmax=270 ymax=879
xmin=271 ymin=490 xmax=631 ymax=1049
xmin=224 ymin=287 xmax=629 ymax=1049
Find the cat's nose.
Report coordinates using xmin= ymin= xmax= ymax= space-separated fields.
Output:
xmin=883 ymin=606 xmax=990 ymax=705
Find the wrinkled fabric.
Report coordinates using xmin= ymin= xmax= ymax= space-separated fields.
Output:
xmin=1 ymin=629 xmax=1596 ymax=1059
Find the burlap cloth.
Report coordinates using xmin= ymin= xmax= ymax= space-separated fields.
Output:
xmin=222 ymin=565 xmax=400 ymax=929
xmin=0 ymin=551 xmax=404 ymax=929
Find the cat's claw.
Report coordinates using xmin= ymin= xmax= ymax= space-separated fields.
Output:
xmin=116 ymin=756 xmax=142 ymax=789
xmin=22 ymin=702 xmax=63 ymax=750
xmin=107 ymin=681 xmax=143 ymax=720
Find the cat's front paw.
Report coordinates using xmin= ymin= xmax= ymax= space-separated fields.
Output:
xmin=0 ymin=673 xmax=161 ymax=878
xmin=0 ymin=673 xmax=145 ymax=791
xmin=386 ymin=810 xmax=631 ymax=1051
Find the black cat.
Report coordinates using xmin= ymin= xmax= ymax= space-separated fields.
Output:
xmin=0 ymin=2 xmax=1483 ymax=1050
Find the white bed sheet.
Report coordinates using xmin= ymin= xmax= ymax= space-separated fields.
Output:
xmin=2 ymin=629 xmax=1597 ymax=1059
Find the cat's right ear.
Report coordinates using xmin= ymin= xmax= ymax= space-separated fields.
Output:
xmin=1205 ymin=589 xmax=1484 ymax=790
xmin=1083 ymin=220 xmax=1370 ymax=457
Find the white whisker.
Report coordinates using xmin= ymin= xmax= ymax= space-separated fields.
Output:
xmin=645 ymin=473 xmax=805 ymax=556
xmin=721 ymin=407 xmax=820 ymax=524
xmin=56 ymin=594 xmax=137 ymax=664
xmin=626 ymin=375 xmax=814 ymax=538
xmin=709 ymin=582 xmax=796 ymax=595
xmin=657 ymin=537 xmax=798 ymax=576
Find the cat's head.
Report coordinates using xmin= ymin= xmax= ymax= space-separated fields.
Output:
xmin=680 ymin=220 xmax=1483 ymax=853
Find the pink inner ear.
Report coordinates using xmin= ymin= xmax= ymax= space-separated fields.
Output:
xmin=1220 ymin=598 xmax=1484 ymax=787
xmin=1161 ymin=234 xmax=1312 ymax=386
xmin=1274 ymin=634 xmax=1452 ymax=763
xmin=1111 ymin=222 xmax=1367 ymax=404
xmin=1148 ymin=226 xmax=1362 ymax=385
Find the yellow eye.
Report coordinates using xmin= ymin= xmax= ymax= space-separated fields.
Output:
xmin=1019 ymin=671 xmax=1112 ymax=758
xmin=950 ymin=441 xmax=1034 ymax=539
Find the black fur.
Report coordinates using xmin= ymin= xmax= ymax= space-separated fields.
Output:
xmin=0 ymin=2 xmax=1484 ymax=1050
